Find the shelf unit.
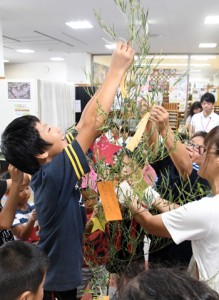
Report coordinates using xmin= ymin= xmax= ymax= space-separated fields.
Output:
xmin=162 ymin=103 xmax=179 ymax=130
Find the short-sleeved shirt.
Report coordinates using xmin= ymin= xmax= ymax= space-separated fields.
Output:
xmin=31 ymin=138 xmax=90 ymax=291
xmin=162 ymin=196 xmax=219 ymax=292
xmin=0 ymin=180 xmax=14 ymax=246
xmin=191 ymin=111 xmax=219 ymax=133
xmin=150 ymin=155 xmax=210 ymax=266
xmin=12 ymin=203 xmax=39 ymax=243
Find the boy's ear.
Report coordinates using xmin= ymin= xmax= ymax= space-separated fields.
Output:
xmin=35 ymin=151 xmax=49 ymax=160
xmin=19 ymin=290 xmax=31 ymax=300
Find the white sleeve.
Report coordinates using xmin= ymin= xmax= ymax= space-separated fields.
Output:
xmin=185 ymin=116 xmax=191 ymax=126
xmin=162 ymin=199 xmax=212 ymax=244
xmin=190 ymin=114 xmax=195 ymax=126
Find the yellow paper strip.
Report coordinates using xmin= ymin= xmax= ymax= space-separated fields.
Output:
xmin=126 ymin=112 xmax=150 ymax=152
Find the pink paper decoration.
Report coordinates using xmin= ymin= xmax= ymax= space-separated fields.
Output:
xmin=90 ymin=134 xmax=122 ymax=165
xmin=142 ymin=164 xmax=157 ymax=187
xmin=81 ymin=165 xmax=98 ymax=191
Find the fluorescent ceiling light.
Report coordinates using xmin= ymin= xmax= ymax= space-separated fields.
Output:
xmin=16 ymin=49 xmax=35 ymax=53
xmin=199 ymin=43 xmax=217 ymax=48
xmin=65 ymin=20 xmax=93 ymax=29
xmin=3 ymin=59 xmax=10 ymax=63
xmin=205 ymin=16 xmax=219 ymax=24
xmin=50 ymin=57 xmax=64 ymax=61
xmin=105 ymin=44 xmax=116 ymax=50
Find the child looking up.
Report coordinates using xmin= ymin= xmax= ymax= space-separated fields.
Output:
xmin=1 ymin=42 xmax=135 ymax=300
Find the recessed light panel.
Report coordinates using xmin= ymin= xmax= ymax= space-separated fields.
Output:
xmin=105 ymin=44 xmax=116 ymax=50
xmin=199 ymin=43 xmax=217 ymax=48
xmin=16 ymin=49 xmax=35 ymax=53
xmin=50 ymin=57 xmax=64 ymax=61
xmin=65 ymin=21 xmax=93 ymax=29
xmin=205 ymin=16 xmax=219 ymax=24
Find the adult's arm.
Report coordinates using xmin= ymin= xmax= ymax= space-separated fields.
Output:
xmin=130 ymin=202 xmax=171 ymax=238
xmin=149 ymin=106 xmax=192 ymax=180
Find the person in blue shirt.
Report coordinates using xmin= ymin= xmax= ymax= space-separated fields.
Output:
xmin=1 ymin=42 xmax=135 ymax=300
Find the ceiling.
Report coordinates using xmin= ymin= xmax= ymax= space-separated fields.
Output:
xmin=0 ymin=0 xmax=219 ymax=81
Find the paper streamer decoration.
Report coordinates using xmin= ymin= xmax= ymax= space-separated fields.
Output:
xmin=91 ymin=217 xmax=107 ymax=233
xmin=97 ymin=181 xmax=122 ymax=221
xmin=142 ymin=164 xmax=157 ymax=187
xmin=126 ymin=112 xmax=150 ymax=152
xmin=131 ymin=168 xmax=149 ymax=199
xmin=81 ymin=165 xmax=97 ymax=191
xmin=90 ymin=134 xmax=122 ymax=165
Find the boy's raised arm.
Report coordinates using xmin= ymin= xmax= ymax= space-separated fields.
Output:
xmin=76 ymin=41 xmax=135 ymax=154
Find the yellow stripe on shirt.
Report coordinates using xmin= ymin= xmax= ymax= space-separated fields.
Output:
xmin=68 ymin=144 xmax=84 ymax=177
xmin=65 ymin=146 xmax=81 ymax=179
xmin=65 ymin=132 xmax=74 ymax=144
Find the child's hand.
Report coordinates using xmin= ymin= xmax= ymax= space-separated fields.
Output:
xmin=8 ymin=164 xmax=23 ymax=185
xmin=30 ymin=209 xmax=37 ymax=222
xmin=109 ymin=41 xmax=135 ymax=76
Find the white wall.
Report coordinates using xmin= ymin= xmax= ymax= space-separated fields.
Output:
xmin=4 ymin=52 xmax=92 ymax=84
xmin=0 ymin=22 xmax=4 ymax=77
xmin=0 ymin=79 xmax=38 ymax=142
xmin=5 ymin=62 xmax=67 ymax=81
xmin=66 ymin=52 xmax=92 ymax=84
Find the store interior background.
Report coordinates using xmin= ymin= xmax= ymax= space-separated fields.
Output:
xmin=0 ymin=0 xmax=219 ymax=134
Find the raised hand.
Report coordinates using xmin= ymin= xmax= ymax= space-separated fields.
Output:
xmin=109 ymin=41 xmax=135 ymax=76
xmin=150 ymin=105 xmax=170 ymax=134
xmin=8 ymin=164 xmax=23 ymax=185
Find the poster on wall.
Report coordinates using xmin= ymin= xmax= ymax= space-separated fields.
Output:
xmin=8 ymin=82 xmax=31 ymax=100
xmin=14 ymin=103 xmax=31 ymax=117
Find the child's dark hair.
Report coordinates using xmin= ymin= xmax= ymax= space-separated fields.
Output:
xmin=1 ymin=115 xmax=52 ymax=174
xmin=0 ymin=241 xmax=49 ymax=300
xmin=188 ymin=101 xmax=202 ymax=117
xmin=200 ymin=92 xmax=215 ymax=104
xmin=119 ymin=268 xmax=218 ymax=300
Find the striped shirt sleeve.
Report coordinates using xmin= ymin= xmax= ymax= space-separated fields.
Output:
xmin=65 ymin=128 xmax=78 ymax=144
xmin=64 ymin=140 xmax=88 ymax=180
